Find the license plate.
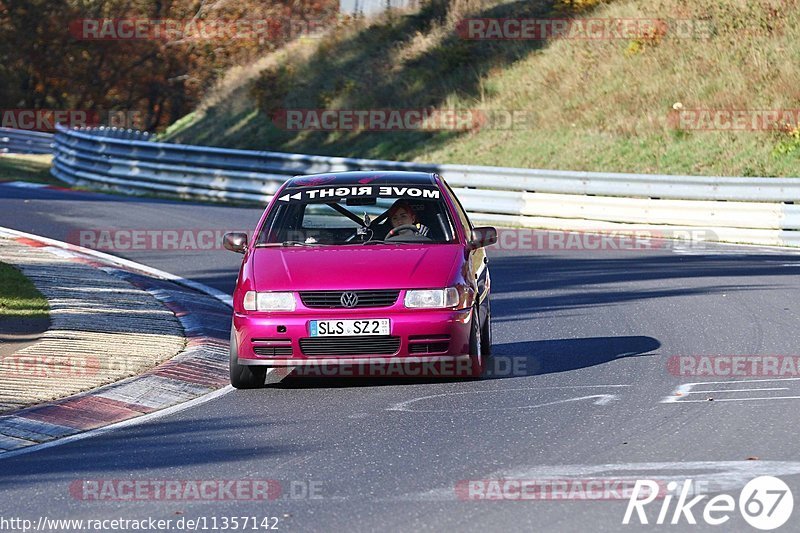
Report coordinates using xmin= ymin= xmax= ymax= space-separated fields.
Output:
xmin=309 ymin=319 xmax=389 ymax=337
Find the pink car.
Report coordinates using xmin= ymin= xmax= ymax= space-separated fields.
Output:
xmin=224 ymin=171 xmax=497 ymax=388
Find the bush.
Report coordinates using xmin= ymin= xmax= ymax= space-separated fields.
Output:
xmin=251 ymin=64 xmax=295 ymax=117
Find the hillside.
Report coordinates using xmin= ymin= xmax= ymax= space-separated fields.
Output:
xmin=163 ymin=0 xmax=800 ymax=177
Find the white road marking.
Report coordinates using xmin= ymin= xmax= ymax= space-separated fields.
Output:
xmin=685 ymin=387 xmax=790 ymax=394
xmin=663 ymin=378 xmax=800 ymax=404
xmin=587 ymin=394 xmax=618 ymax=406
xmin=387 ymin=385 xmax=629 ymax=412
xmin=669 ymin=240 xmax=800 ymax=256
xmin=669 ymin=396 xmax=800 ymax=403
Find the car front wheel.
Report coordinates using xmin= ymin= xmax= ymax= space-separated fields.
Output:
xmin=230 ymin=326 xmax=266 ymax=389
xmin=468 ymin=305 xmax=492 ymax=378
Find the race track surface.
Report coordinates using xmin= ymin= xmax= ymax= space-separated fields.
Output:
xmin=2 ymin=185 xmax=800 ymax=532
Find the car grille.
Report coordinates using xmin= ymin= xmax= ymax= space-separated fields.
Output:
xmin=409 ymin=342 xmax=449 ymax=354
xmin=252 ymin=338 xmax=293 ymax=357
xmin=253 ymin=346 xmax=293 ymax=357
xmin=409 ymin=334 xmax=450 ymax=354
xmin=299 ymin=336 xmax=400 ymax=356
xmin=299 ymin=290 xmax=399 ymax=309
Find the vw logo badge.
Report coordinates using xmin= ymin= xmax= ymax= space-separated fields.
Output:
xmin=340 ymin=292 xmax=359 ymax=308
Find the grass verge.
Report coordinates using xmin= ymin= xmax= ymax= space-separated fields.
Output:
xmin=0 ymin=262 xmax=49 ymax=319
xmin=0 ymin=154 xmax=62 ymax=185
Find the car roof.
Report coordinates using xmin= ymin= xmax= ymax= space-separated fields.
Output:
xmin=284 ymin=171 xmax=437 ymax=189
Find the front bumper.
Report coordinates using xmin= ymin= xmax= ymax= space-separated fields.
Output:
xmin=233 ymin=307 xmax=473 ymax=365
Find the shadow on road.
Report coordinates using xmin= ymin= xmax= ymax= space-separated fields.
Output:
xmin=491 ymin=251 xmax=793 ymax=307
xmin=269 ymin=335 xmax=660 ymax=388
xmin=488 ymin=335 xmax=660 ymax=378
xmin=0 ymin=416 xmax=306 ymax=486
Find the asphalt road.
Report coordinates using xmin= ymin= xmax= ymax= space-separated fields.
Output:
xmin=2 ymin=184 xmax=800 ymax=532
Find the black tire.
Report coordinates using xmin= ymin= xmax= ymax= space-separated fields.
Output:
xmin=480 ymin=298 xmax=493 ymax=357
xmin=468 ymin=305 xmax=488 ymax=378
xmin=230 ymin=327 xmax=266 ymax=389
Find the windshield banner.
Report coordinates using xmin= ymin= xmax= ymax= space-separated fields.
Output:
xmin=277 ymin=185 xmax=440 ymax=203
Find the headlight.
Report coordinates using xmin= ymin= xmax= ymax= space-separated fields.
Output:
xmin=242 ymin=291 xmax=295 ymax=311
xmin=404 ymin=287 xmax=460 ymax=309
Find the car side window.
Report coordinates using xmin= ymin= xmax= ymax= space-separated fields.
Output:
xmin=441 ymin=179 xmax=473 ymax=235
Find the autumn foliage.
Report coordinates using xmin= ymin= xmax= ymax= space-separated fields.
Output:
xmin=0 ymin=0 xmax=337 ymax=131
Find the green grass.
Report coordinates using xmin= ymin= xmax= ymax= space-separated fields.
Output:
xmin=163 ymin=0 xmax=800 ymax=177
xmin=0 ymin=154 xmax=62 ymax=185
xmin=0 ymin=262 xmax=49 ymax=319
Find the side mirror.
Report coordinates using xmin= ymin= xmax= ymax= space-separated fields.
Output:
xmin=223 ymin=232 xmax=248 ymax=254
xmin=469 ymin=227 xmax=498 ymax=249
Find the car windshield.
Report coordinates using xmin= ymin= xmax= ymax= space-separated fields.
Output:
xmin=256 ymin=183 xmax=457 ymax=246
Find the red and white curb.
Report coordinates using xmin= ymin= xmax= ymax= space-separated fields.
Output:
xmin=0 ymin=238 xmax=185 ymax=411
xmin=0 ymin=226 xmax=256 ymax=459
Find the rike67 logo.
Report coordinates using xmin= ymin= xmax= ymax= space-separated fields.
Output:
xmin=623 ymin=476 xmax=793 ymax=530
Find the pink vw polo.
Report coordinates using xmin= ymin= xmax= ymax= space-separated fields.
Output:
xmin=224 ymin=171 xmax=497 ymax=388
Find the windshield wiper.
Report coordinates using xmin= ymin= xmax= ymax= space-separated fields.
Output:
xmin=360 ymin=240 xmax=416 ymax=245
xmin=282 ymin=240 xmax=318 ymax=246
xmin=255 ymin=241 xmax=317 ymax=247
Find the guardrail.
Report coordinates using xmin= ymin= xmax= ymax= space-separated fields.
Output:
xmin=0 ymin=128 xmax=54 ymax=154
xmin=50 ymin=124 xmax=800 ymax=247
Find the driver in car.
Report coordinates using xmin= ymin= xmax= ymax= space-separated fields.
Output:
xmin=387 ymin=200 xmax=430 ymax=238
